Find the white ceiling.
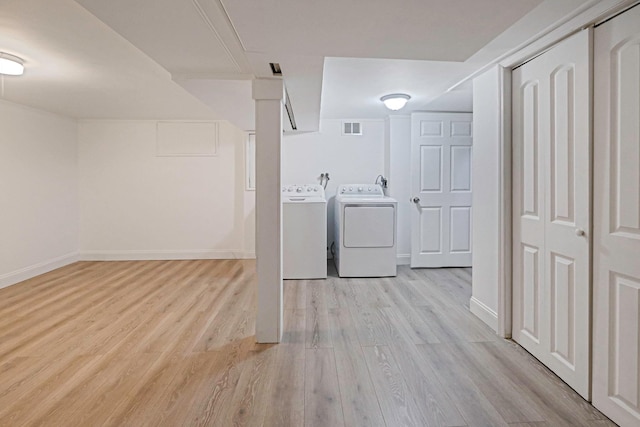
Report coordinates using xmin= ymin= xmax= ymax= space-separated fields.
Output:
xmin=0 ymin=0 xmax=216 ymax=120
xmin=222 ymin=0 xmax=541 ymax=61
xmin=320 ymin=57 xmax=478 ymax=119
xmin=0 ymin=0 xmax=595 ymax=129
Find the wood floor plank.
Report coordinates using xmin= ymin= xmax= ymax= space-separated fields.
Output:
xmin=305 ymin=348 xmax=345 ymax=427
xmin=386 ymin=342 xmax=467 ymax=426
xmin=38 ymin=352 xmax=164 ymax=426
xmin=348 ymin=279 xmax=391 ymax=309
xmin=363 ymin=345 xmax=439 ymax=427
xmin=92 ymin=354 xmax=185 ymax=425
xmin=374 ymin=278 xmax=437 ymax=344
xmin=226 ymin=344 xmax=278 ymax=427
xmin=0 ymin=260 xmax=615 ymax=426
xmin=328 ymin=308 xmax=386 ymax=427
xmin=480 ymin=340 xmax=610 ymax=424
xmin=417 ymin=343 xmax=510 ymax=427
xmin=445 ymin=341 xmax=546 ymax=424
xmin=283 ymin=279 xmax=306 ymax=310
xmin=507 ymin=423 xmax=550 ymax=426
xmin=160 ymin=338 xmax=256 ymax=427
xmin=305 ymin=280 xmax=332 ymax=349
xmin=326 ymin=276 xmax=353 ymax=308
xmin=586 ymin=420 xmax=618 ymax=426
xmin=413 ymin=300 xmax=497 ymax=343
xmin=263 ymin=308 xmax=305 ymax=427
xmin=418 ymin=268 xmax=473 ymax=307
xmin=0 ymin=354 xmax=103 ymax=426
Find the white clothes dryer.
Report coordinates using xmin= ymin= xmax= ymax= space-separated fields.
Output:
xmin=334 ymin=184 xmax=397 ymax=277
xmin=282 ymin=184 xmax=327 ymax=279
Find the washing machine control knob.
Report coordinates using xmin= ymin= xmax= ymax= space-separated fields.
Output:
xmin=349 ymin=187 xmax=353 ymax=191
xmin=296 ymin=187 xmax=303 ymax=193
xmin=358 ymin=187 xmax=363 ymax=192
xmin=368 ymin=187 xmax=372 ymax=191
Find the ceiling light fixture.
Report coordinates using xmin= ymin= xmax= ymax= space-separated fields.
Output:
xmin=380 ymin=93 xmax=410 ymax=111
xmin=0 ymin=52 xmax=25 ymax=76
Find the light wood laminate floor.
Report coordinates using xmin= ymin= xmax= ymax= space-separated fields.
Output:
xmin=0 ymin=260 xmax=614 ymax=426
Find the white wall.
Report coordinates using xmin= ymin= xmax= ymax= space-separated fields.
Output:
xmin=0 ymin=100 xmax=79 ymax=289
xmin=470 ymin=65 xmax=509 ymax=332
xmin=282 ymin=119 xmax=386 ymax=256
xmin=78 ymin=120 xmax=254 ymax=259
xmin=385 ymin=116 xmax=412 ymax=263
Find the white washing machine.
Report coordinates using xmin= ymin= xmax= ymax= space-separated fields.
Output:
xmin=334 ymin=184 xmax=397 ymax=277
xmin=282 ymin=184 xmax=327 ymax=279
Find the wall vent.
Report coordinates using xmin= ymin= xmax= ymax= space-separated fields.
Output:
xmin=342 ymin=121 xmax=362 ymax=135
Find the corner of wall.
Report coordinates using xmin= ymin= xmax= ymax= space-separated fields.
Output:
xmin=470 ymin=296 xmax=498 ymax=332
xmin=0 ymin=252 xmax=79 ymax=290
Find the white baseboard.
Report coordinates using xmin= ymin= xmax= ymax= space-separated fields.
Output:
xmin=79 ymin=249 xmax=251 ymax=261
xmin=0 ymin=252 xmax=79 ymax=290
xmin=470 ymin=296 xmax=498 ymax=332
xmin=397 ymin=253 xmax=411 ymax=265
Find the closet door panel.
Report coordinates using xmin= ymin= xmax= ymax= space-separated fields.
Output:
xmin=593 ymin=5 xmax=640 ymax=426
xmin=512 ymin=29 xmax=591 ymax=399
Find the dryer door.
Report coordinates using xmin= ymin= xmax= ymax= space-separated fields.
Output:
xmin=343 ymin=205 xmax=395 ymax=248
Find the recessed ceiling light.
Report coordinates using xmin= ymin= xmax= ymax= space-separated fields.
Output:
xmin=380 ymin=93 xmax=410 ymax=111
xmin=0 ymin=52 xmax=25 ymax=76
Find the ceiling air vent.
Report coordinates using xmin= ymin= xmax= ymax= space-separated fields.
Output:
xmin=269 ymin=62 xmax=282 ymax=76
xmin=342 ymin=121 xmax=362 ymax=136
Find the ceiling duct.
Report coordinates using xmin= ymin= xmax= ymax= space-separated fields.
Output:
xmin=267 ymin=62 xmax=295 ymax=130
xmin=284 ymin=87 xmax=297 ymax=130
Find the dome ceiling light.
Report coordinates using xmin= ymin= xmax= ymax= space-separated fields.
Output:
xmin=0 ymin=52 xmax=25 ymax=76
xmin=380 ymin=93 xmax=410 ymax=111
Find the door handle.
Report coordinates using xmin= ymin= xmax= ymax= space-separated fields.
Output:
xmin=412 ymin=197 xmax=420 ymax=203
xmin=575 ymin=228 xmax=585 ymax=237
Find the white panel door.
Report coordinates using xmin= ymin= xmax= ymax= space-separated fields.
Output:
xmin=593 ymin=6 xmax=640 ymax=426
xmin=410 ymin=112 xmax=472 ymax=268
xmin=512 ymin=30 xmax=591 ymax=399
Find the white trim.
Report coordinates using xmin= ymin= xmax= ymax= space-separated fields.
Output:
xmin=79 ymin=250 xmax=248 ymax=261
xmin=77 ymin=119 xmax=223 ymax=124
xmin=497 ymin=66 xmax=513 ymax=339
xmin=0 ymin=252 xmax=79 ymax=290
xmin=396 ymin=254 xmax=411 ymax=265
xmin=245 ymin=132 xmax=256 ymax=191
xmin=470 ymin=296 xmax=499 ymax=332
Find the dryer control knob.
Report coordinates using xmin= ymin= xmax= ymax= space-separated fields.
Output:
xmin=296 ymin=187 xmax=303 ymax=193
xmin=358 ymin=187 xmax=363 ymax=192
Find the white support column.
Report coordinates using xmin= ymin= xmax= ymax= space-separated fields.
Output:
xmin=252 ymin=78 xmax=284 ymax=343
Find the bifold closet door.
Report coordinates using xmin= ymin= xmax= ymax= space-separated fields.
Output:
xmin=592 ymin=5 xmax=640 ymax=427
xmin=512 ymin=29 xmax=591 ymax=399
